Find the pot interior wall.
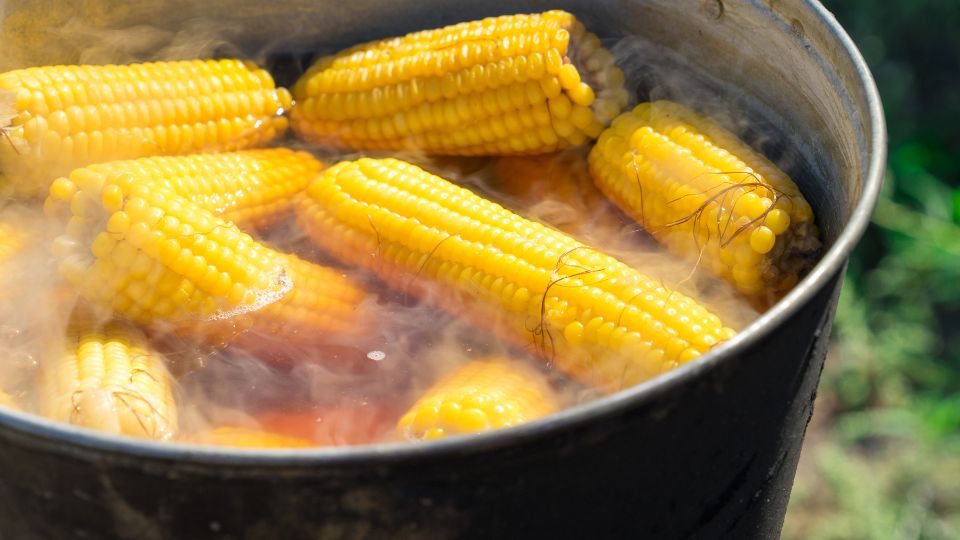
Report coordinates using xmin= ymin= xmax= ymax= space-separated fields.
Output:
xmin=0 ymin=0 xmax=872 ymax=246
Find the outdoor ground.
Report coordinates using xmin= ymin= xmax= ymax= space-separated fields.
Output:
xmin=782 ymin=1 xmax=960 ymax=538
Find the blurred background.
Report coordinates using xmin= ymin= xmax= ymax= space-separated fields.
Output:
xmin=783 ymin=1 xmax=960 ymax=538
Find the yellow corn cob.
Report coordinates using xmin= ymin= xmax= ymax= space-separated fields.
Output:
xmin=589 ymin=101 xmax=821 ymax=307
xmin=0 ymin=59 xmax=292 ymax=198
xmin=47 ymin=172 xmax=370 ymax=348
xmin=0 ymin=389 xmax=18 ymax=410
xmin=297 ymin=158 xmax=737 ymax=391
xmin=39 ymin=319 xmax=177 ymax=439
xmin=491 ymin=153 xmax=628 ymax=243
xmin=184 ymin=426 xmax=313 ymax=448
xmin=291 ymin=10 xmax=629 ymax=155
xmin=45 ymin=149 xmax=323 ymax=231
xmin=398 ymin=358 xmax=558 ymax=441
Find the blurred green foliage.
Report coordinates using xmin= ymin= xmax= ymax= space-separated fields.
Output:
xmin=784 ymin=1 xmax=960 ymax=538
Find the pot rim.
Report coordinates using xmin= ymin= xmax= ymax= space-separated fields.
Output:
xmin=0 ymin=0 xmax=886 ymax=466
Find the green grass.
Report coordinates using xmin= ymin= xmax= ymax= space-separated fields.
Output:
xmin=783 ymin=1 xmax=960 ymax=538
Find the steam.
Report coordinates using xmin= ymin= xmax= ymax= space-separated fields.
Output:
xmin=0 ymin=204 xmax=74 ymax=410
xmin=0 ymin=18 xmax=815 ymax=447
xmin=610 ymin=34 xmax=807 ymax=185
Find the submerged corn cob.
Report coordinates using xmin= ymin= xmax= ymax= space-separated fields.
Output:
xmin=0 ymin=207 xmax=46 ymax=302
xmin=589 ymin=101 xmax=821 ymax=306
xmin=0 ymin=389 xmax=18 ymax=410
xmin=0 ymin=208 xmax=36 ymax=264
xmin=0 ymin=59 xmax=292 ymax=197
xmin=298 ymin=158 xmax=737 ymax=391
xmin=291 ymin=11 xmax=629 ymax=155
xmin=491 ymin=153 xmax=628 ymax=243
xmin=45 ymin=149 xmax=323 ymax=231
xmin=0 ymin=213 xmax=29 ymax=265
xmin=398 ymin=358 xmax=557 ymax=440
xmin=40 ymin=319 xmax=177 ymax=439
xmin=257 ymin=405 xmax=398 ymax=447
xmin=184 ymin=426 xmax=312 ymax=448
xmin=47 ymin=171 xmax=370 ymax=347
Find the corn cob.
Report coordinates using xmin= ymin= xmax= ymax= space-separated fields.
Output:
xmin=297 ymin=158 xmax=736 ymax=391
xmin=184 ymin=426 xmax=312 ymax=448
xmin=398 ymin=358 xmax=557 ymax=440
xmin=45 ymin=149 xmax=323 ymax=231
xmin=39 ymin=319 xmax=177 ymax=439
xmin=291 ymin=10 xmax=629 ymax=155
xmin=0 ymin=59 xmax=292 ymax=198
xmin=491 ymin=153 xmax=628 ymax=243
xmin=47 ymin=172 xmax=370 ymax=347
xmin=589 ymin=101 xmax=821 ymax=306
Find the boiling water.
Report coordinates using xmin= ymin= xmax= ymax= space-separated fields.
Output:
xmin=0 ymin=17 xmax=811 ymax=447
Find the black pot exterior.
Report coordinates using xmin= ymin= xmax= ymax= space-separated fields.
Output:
xmin=0 ymin=269 xmax=841 ymax=539
xmin=0 ymin=0 xmax=885 ymax=538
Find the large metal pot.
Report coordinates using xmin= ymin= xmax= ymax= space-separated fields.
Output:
xmin=0 ymin=1 xmax=884 ymax=538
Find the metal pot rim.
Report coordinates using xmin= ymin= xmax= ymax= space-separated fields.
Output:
xmin=0 ymin=0 xmax=886 ymax=466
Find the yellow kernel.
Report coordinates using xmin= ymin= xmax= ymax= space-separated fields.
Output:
xmin=570 ymin=105 xmax=596 ymax=130
xmin=412 ymin=406 xmax=439 ymax=434
xmin=567 ymin=82 xmax=596 ymax=107
xmin=557 ymin=64 xmax=581 ymax=89
xmin=545 ymin=49 xmax=563 ymax=74
xmin=423 ymin=428 xmax=445 ymax=441
xmin=106 ymin=212 xmax=131 ymax=234
xmin=765 ymin=209 xmax=790 ymax=235
xmin=749 ymin=226 xmax=776 ymax=254
xmin=564 ymin=321 xmax=585 ymax=346
xmin=512 ymin=287 xmax=531 ymax=312
xmin=732 ymin=264 xmax=761 ymax=286
xmin=540 ymin=77 xmax=562 ymax=99
xmin=439 ymin=401 xmax=462 ymax=425
xmin=49 ymin=178 xmax=77 ymax=203
xmin=90 ymin=232 xmax=116 ymax=258
xmin=548 ymin=95 xmax=572 ymax=119
xmin=458 ymin=408 xmax=490 ymax=433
